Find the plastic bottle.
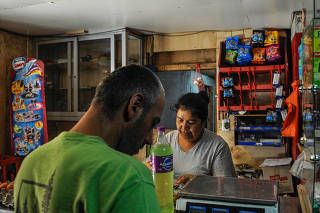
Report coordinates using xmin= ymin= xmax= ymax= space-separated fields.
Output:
xmin=150 ymin=126 xmax=174 ymax=213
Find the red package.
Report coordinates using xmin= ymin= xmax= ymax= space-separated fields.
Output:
xmin=266 ymin=44 xmax=281 ymax=62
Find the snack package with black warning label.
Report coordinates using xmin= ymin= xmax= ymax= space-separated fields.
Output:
xmin=252 ymin=30 xmax=264 ymax=47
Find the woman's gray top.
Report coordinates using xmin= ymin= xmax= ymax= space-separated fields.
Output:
xmin=166 ymin=129 xmax=236 ymax=181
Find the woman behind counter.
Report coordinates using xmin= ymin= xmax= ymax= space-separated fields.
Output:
xmin=166 ymin=91 xmax=236 ymax=185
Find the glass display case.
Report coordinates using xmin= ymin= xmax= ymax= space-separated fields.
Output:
xmin=36 ymin=29 xmax=143 ymax=120
xmin=300 ymin=16 xmax=320 ymax=212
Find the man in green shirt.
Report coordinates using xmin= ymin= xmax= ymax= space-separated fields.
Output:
xmin=14 ymin=65 xmax=165 ymax=213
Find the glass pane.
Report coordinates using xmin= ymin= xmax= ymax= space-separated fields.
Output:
xmin=115 ymin=34 xmax=122 ymax=69
xmin=38 ymin=43 xmax=70 ymax=112
xmin=78 ymin=38 xmax=111 ymax=111
xmin=127 ymin=34 xmax=142 ymax=65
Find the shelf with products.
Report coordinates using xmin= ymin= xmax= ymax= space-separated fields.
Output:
xmin=218 ymin=36 xmax=289 ymax=113
xmin=234 ymin=113 xmax=283 ymax=147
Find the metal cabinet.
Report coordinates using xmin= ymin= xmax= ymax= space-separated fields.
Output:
xmin=36 ymin=29 xmax=143 ymax=121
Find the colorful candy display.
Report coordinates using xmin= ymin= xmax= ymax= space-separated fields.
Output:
xmin=10 ymin=57 xmax=48 ymax=157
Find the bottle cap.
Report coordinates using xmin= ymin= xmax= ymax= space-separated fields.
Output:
xmin=157 ymin=126 xmax=165 ymax=132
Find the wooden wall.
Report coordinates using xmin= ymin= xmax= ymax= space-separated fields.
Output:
xmin=0 ymin=30 xmax=32 ymax=154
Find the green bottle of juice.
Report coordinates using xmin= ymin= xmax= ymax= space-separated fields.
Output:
xmin=150 ymin=126 xmax=174 ymax=213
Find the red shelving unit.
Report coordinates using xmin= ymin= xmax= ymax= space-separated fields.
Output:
xmin=218 ymin=38 xmax=289 ymax=112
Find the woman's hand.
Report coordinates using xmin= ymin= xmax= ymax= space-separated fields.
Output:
xmin=174 ymin=174 xmax=196 ymax=188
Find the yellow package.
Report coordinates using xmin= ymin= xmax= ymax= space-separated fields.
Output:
xmin=264 ymin=30 xmax=279 ymax=46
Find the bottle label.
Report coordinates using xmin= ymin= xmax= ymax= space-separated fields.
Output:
xmin=150 ymin=154 xmax=173 ymax=173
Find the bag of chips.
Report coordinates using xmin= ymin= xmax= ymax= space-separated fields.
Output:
xmin=237 ymin=45 xmax=252 ymax=65
xmin=264 ymin=30 xmax=279 ymax=46
xmin=240 ymin=38 xmax=252 ymax=46
xmin=252 ymin=31 xmax=264 ymax=47
xmin=251 ymin=47 xmax=266 ymax=64
xmin=266 ymin=44 xmax=281 ymax=62
xmin=225 ymin=50 xmax=238 ymax=64
xmin=226 ymin=36 xmax=239 ymax=50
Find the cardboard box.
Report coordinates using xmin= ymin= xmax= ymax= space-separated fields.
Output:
xmin=260 ymin=158 xmax=293 ymax=194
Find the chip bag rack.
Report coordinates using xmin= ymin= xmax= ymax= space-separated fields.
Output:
xmin=218 ymin=35 xmax=289 ymax=112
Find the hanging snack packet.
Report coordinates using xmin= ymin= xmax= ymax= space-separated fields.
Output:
xmin=252 ymin=31 xmax=264 ymax=47
xmin=264 ymin=30 xmax=279 ymax=46
xmin=226 ymin=36 xmax=239 ymax=50
xmin=223 ymin=88 xmax=233 ymax=98
xmin=251 ymin=47 xmax=266 ymax=64
xmin=225 ymin=50 xmax=238 ymax=64
xmin=266 ymin=44 xmax=281 ymax=62
xmin=237 ymin=45 xmax=252 ymax=65
xmin=222 ymin=76 xmax=234 ymax=88
xmin=240 ymin=38 xmax=252 ymax=46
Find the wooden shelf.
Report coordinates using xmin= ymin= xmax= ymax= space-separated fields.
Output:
xmin=156 ymin=62 xmax=216 ymax=71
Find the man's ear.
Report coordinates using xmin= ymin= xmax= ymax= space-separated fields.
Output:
xmin=125 ymin=93 xmax=144 ymax=122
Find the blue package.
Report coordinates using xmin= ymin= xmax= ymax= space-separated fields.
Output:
xmin=237 ymin=45 xmax=252 ymax=65
xmin=226 ymin=36 xmax=239 ymax=50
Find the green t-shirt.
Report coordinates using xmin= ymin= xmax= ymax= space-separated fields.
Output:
xmin=14 ymin=131 xmax=160 ymax=213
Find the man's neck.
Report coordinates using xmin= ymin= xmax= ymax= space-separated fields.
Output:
xmin=70 ymin=105 xmax=120 ymax=149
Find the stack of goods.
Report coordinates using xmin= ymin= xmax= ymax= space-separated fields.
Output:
xmin=224 ymin=30 xmax=282 ymax=66
xmin=222 ymin=76 xmax=234 ymax=98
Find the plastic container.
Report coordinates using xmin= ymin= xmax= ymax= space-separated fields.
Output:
xmin=150 ymin=126 xmax=174 ymax=213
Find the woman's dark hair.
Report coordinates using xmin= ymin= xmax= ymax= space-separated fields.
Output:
xmin=173 ymin=91 xmax=209 ymax=122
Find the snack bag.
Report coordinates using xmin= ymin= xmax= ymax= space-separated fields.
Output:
xmin=252 ymin=31 xmax=264 ymax=47
xmin=225 ymin=50 xmax=238 ymax=64
xmin=266 ymin=44 xmax=281 ymax=62
xmin=264 ymin=30 xmax=279 ymax=46
xmin=226 ymin=36 xmax=239 ymax=50
xmin=222 ymin=76 xmax=234 ymax=88
xmin=251 ymin=47 xmax=266 ymax=64
xmin=237 ymin=45 xmax=252 ymax=65
xmin=240 ymin=38 xmax=252 ymax=46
